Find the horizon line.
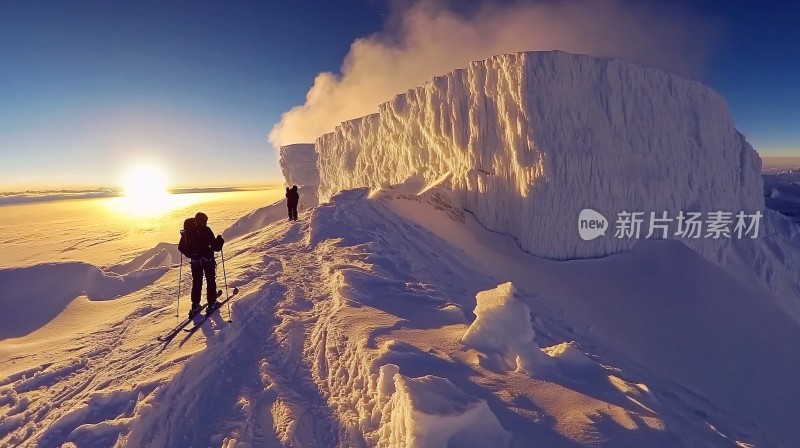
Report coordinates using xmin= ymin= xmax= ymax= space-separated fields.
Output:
xmin=0 ymin=183 xmax=284 ymax=195
xmin=0 ymin=184 xmax=285 ymax=207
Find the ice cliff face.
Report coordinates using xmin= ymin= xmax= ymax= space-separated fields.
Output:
xmin=279 ymin=143 xmax=319 ymax=188
xmin=283 ymin=51 xmax=764 ymax=260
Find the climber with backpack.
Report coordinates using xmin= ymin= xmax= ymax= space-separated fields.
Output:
xmin=178 ymin=212 xmax=225 ymax=317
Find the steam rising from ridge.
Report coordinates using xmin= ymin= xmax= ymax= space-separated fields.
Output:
xmin=269 ymin=0 xmax=719 ymax=147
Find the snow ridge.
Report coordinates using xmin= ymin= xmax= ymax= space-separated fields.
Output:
xmin=304 ymin=191 xmax=515 ymax=447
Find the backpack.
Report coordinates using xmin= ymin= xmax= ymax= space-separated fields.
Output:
xmin=179 ymin=217 xmax=200 ymax=258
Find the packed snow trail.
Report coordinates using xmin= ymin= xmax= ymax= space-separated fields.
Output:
xmin=122 ymin=216 xmax=342 ymax=447
xmin=4 ymin=190 xmax=800 ymax=446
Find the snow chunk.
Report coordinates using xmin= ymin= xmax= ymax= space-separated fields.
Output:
xmin=542 ymin=341 xmax=596 ymax=369
xmin=314 ymin=51 xmax=763 ymax=260
xmin=461 ymin=282 xmax=554 ymax=374
xmin=379 ymin=372 xmax=511 ymax=448
xmin=279 ymin=143 xmax=319 ymax=187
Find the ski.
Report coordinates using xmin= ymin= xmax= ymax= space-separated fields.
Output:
xmin=158 ymin=290 xmax=222 ymax=342
xmin=183 ymin=287 xmax=239 ymax=334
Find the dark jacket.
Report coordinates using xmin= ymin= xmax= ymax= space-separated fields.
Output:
xmin=178 ymin=225 xmax=222 ymax=260
xmin=286 ymin=186 xmax=299 ymax=206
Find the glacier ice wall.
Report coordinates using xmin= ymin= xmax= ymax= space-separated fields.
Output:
xmin=312 ymin=51 xmax=763 ymax=260
xmin=279 ymin=143 xmax=319 ymax=188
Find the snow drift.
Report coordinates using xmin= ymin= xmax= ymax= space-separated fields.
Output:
xmin=306 ymin=51 xmax=762 ymax=260
xmin=0 ymin=262 xmax=166 ymax=339
xmin=106 ymin=242 xmax=182 ymax=275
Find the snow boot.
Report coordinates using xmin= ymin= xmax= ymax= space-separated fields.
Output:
xmin=188 ymin=304 xmax=202 ymax=318
xmin=205 ymin=303 xmax=217 ymax=315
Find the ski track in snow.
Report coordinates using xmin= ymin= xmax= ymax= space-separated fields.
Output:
xmin=1 ymin=191 xmax=797 ymax=447
xmin=1 ymin=302 xmax=167 ymax=447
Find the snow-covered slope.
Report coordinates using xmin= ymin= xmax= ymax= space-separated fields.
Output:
xmin=221 ymin=186 xmax=318 ymax=241
xmin=4 ymin=190 xmax=800 ymax=447
xmin=313 ymin=51 xmax=763 ymax=260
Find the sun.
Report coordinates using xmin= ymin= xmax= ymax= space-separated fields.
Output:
xmin=122 ymin=165 xmax=168 ymax=199
xmin=114 ymin=164 xmax=180 ymax=217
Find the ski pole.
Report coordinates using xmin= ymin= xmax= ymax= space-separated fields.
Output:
xmin=221 ymin=248 xmax=231 ymax=319
xmin=176 ymin=253 xmax=183 ymax=319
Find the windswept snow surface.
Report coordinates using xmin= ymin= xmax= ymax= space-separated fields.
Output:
xmin=4 ymin=189 xmax=800 ymax=447
xmin=314 ymin=51 xmax=763 ymax=260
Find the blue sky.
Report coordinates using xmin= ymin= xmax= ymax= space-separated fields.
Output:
xmin=698 ymin=0 xmax=800 ymax=155
xmin=0 ymin=0 xmax=797 ymax=190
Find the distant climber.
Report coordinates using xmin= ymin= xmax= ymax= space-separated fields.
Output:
xmin=286 ymin=185 xmax=299 ymax=221
xmin=178 ymin=212 xmax=224 ymax=317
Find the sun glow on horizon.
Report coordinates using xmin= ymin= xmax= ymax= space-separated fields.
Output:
xmin=115 ymin=164 xmax=184 ymax=217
